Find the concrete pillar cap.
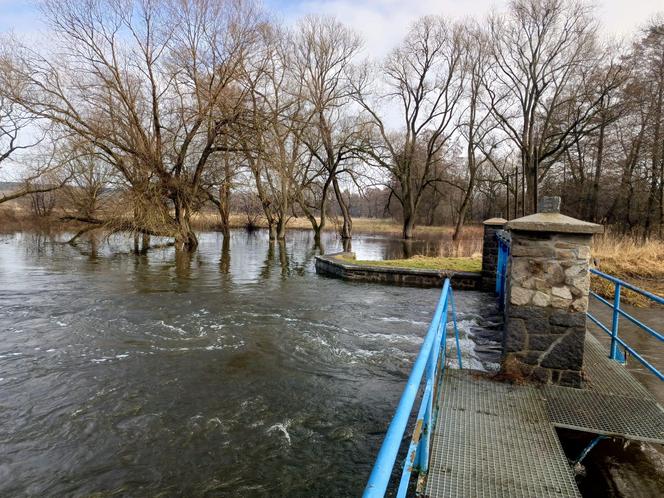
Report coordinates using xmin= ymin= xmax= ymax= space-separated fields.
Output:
xmin=483 ymin=217 xmax=508 ymax=226
xmin=506 ymin=213 xmax=604 ymax=234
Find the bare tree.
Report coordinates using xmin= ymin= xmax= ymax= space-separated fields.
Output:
xmin=1 ymin=0 xmax=260 ymax=250
xmin=0 ymin=58 xmax=62 ymax=204
xmin=487 ymin=0 xmax=626 ymax=214
xmin=293 ymin=15 xmax=363 ymax=242
xmin=451 ymin=22 xmax=501 ymax=240
xmin=240 ymin=22 xmax=310 ymax=240
xmin=354 ymin=16 xmax=465 ymax=239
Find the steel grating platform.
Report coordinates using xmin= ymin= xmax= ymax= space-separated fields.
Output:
xmin=425 ymin=370 xmax=581 ymax=498
xmin=543 ymin=386 xmax=664 ymax=443
xmin=541 ymin=333 xmax=664 ymax=444
xmin=581 ymin=333 xmax=653 ymax=399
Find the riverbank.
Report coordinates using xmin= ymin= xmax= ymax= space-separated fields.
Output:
xmin=2 ymin=207 xmax=662 ymax=304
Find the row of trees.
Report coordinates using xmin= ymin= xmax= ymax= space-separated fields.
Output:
xmin=0 ymin=0 xmax=663 ymax=250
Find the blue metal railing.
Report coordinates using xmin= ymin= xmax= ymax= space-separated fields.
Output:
xmin=363 ymin=279 xmax=463 ymax=498
xmin=496 ymin=230 xmax=510 ymax=307
xmin=588 ymin=268 xmax=664 ymax=381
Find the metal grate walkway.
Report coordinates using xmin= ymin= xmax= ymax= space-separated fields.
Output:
xmin=425 ymin=370 xmax=580 ymax=498
xmin=424 ymin=334 xmax=664 ymax=497
xmin=542 ymin=333 xmax=664 ymax=444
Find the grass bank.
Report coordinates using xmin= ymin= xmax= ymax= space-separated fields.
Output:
xmin=338 ymin=254 xmax=482 ymax=273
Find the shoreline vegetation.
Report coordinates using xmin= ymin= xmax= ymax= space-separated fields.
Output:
xmin=1 ymin=207 xmax=662 ymax=306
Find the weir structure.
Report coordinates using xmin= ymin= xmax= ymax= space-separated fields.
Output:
xmin=363 ymin=197 xmax=664 ymax=498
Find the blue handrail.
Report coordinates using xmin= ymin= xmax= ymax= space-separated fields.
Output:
xmin=588 ymin=268 xmax=664 ymax=381
xmin=363 ymin=279 xmax=463 ymax=497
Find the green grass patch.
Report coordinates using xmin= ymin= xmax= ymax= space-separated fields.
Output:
xmin=338 ymin=254 xmax=482 ymax=272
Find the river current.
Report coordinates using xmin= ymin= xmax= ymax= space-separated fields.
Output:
xmin=0 ymin=230 xmax=495 ymax=496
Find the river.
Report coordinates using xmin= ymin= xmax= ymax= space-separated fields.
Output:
xmin=0 ymin=229 xmax=497 ymax=496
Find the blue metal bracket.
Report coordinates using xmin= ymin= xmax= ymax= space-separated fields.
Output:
xmin=572 ymin=435 xmax=608 ymax=467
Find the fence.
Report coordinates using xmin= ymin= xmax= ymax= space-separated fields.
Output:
xmin=363 ymin=279 xmax=463 ymax=498
xmin=588 ymin=269 xmax=664 ymax=381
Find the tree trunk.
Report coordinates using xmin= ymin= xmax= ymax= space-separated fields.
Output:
xmin=524 ymin=159 xmax=537 ymax=214
xmin=589 ymin=118 xmax=606 ymax=222
xmin=402 ymin=213 xmax=415 ymax=240
xmin=332 ymin=176 xmax=352 ymax=239
xmin=218 ymin=182 xmax=231 ymax=236
xmin=453 ymin=196 xmax=471 ymax=242
xmin=276 ymin=217 xmax=287 ymax=240
xmin=401 ymin=182 xmax=417 ymax=239
xmin=174 ymin=196 xmax=198 ymax=252
xmin=140 ymin=233 xmax=150 ymax=254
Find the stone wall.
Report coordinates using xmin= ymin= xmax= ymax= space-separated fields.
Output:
xmin=481 ymin=218 xmax=507 ymax=291
xmin=314 ymin=253 xmax=482 ymax=290
xmin=500 ymin=200 xmax=602 ymax=388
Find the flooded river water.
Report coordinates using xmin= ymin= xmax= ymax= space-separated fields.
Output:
xmin=0 ymin=230 xmax=495 ymax=496
xmin=1 ymin=229 xmax=662 ymax=497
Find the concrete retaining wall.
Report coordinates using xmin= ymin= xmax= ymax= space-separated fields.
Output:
xmin=314 ymin=252 xmax=482 ymax=290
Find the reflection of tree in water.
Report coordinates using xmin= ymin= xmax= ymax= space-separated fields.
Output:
xmin=278 ymin=239 xmax=291 ymax=277
xmin=20 ymin=231 xmax=60 ymax=258
xmin=260 ymin=240 xmax=276 ymax=280
xmin=259 ymin=237 xmax=316 ymax=279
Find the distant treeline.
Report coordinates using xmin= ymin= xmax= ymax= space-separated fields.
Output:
xmin=0 ymin=0 xmax=662 ymax=250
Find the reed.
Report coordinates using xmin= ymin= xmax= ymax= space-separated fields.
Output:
xmin=592 ymin=233 xmax=664 ymax=306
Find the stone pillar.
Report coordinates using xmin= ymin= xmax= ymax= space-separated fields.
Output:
xmin=481 ymin=218 xmax=507 ymax=291
xmin=501 ymin=197 xmax=603 ymax=387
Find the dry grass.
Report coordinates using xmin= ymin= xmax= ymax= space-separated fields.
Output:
xmin=0 ymin=206 xmax=56 ymax=232
xmin=592 ymin=234 xmax=664 ymax=307
xmin=338 ymin=254 xmax=482 ymax=272
xmin=190 ymin=211 xmax=484 ymax=239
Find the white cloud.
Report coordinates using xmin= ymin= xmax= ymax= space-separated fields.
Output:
xmin=277 ymin=0 xmax=663 ymax=59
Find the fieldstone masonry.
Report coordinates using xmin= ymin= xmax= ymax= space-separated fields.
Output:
xmin=481 ymin=218 xmax=507 ymax=291
xmin=501 ymin=197 xmax=603 ymax=387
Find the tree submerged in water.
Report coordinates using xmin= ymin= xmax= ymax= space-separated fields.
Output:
xmin=2 ymin=0 xmax=262 ymax=251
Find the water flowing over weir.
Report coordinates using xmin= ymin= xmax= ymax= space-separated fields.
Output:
xmin=0 ymin=230 xmax=500 ymax=496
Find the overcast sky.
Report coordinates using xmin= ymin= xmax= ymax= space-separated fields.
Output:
xmin=0 ymin=0 xmax=661 ymax=181
xmin=1 ymin=0 xmax=662 ymax=58
xmin=265 ymin=0 xmax=663 ymax=56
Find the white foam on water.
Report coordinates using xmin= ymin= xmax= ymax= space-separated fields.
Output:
xmin=267 ymin=421 xmax=292 ymax=446
xmin=378 ymin=316 xmax=429 ymax=326
xmin=158 ymin=321 xmax=188 ymax=335
xmin=356 ymin=332 xmax=422 ymax=344
xmin=0 ymin=352 xmax=22 ymax=359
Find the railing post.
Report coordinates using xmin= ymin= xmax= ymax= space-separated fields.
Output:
xmin=610 ymin=283 xmax=626 ymax=363
xmin=482 ymin=218 xmax=507 ymax=291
